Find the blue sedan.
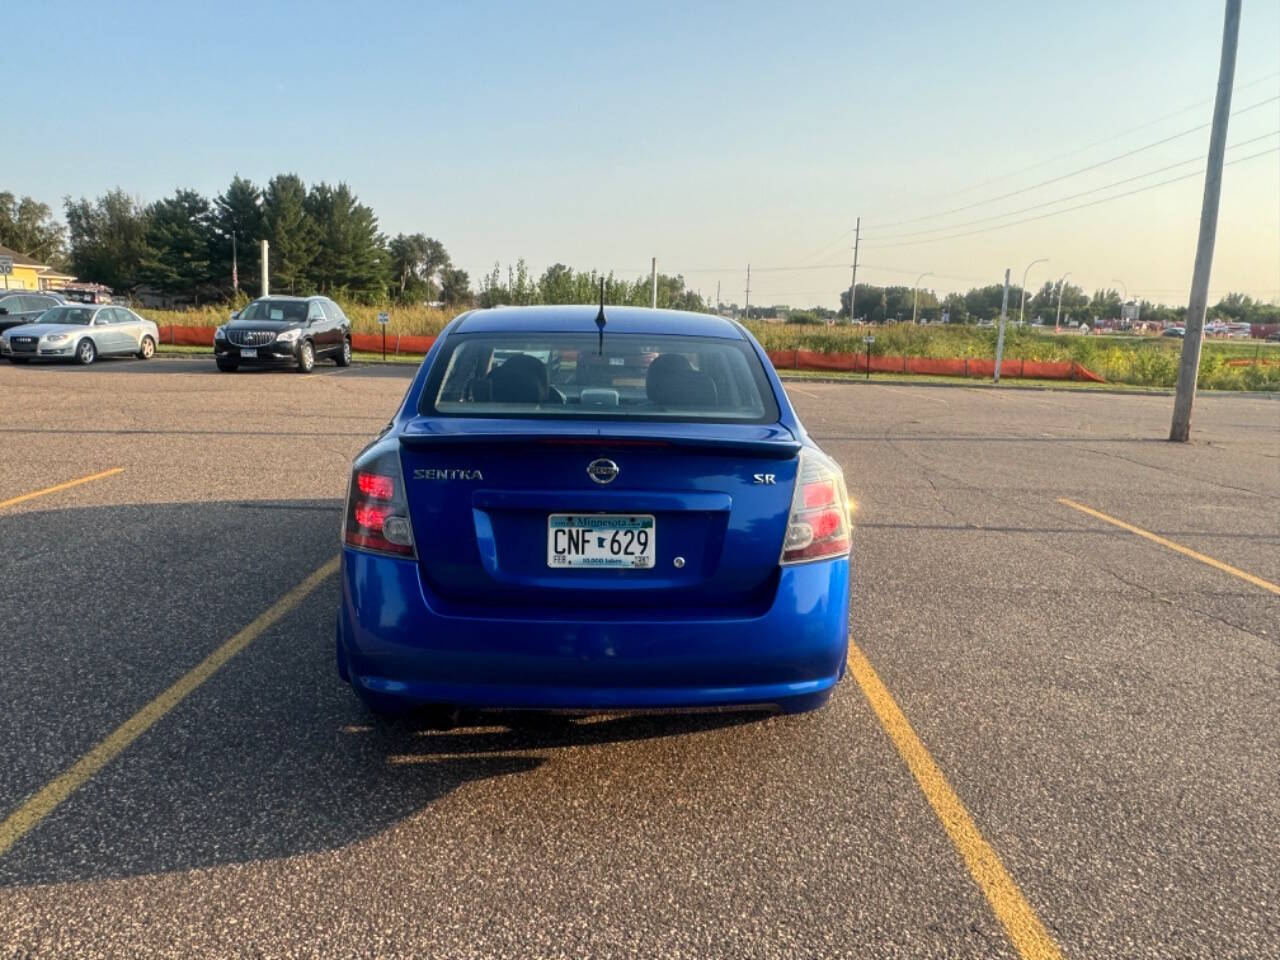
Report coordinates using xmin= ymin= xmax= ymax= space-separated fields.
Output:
xmin=336 ymin=305 xmax=852 ymax=719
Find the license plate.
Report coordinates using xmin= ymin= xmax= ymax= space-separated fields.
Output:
xmin=547 ymin=514 xmax=655 ymax=569
xmin=240 ymin=347 xmax=258 ymax=358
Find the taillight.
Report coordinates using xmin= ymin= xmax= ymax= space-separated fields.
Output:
xmin=344 ymin=442 xmax=415 ymax=557
xmin=781 ymin=448 xmax=851 ymax=564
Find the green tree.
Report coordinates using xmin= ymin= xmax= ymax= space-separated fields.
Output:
xmin=538 ymin=262 xmax=576 ymax=303
xmin=942 ymin=292 xmax=968 ymax=323
xmin=648 ymin=273 xmax=704 ymax=311
xmin=1210 ymin=292 xmax=1269 ymax=323
xmin=0 ymin=193 xmax=66 ymax=265
xmin=210 ymin=175 xmax=264 ymax=297
xmin=1030 ymin=280 xmax=1086 ymax=322
xmin=388 ymin=233 xmax=449 ymax=301
xmin=141 ymin=189 xmax=213 ymax=299
xmin=262 ymin=174 xmax=319 ymax=295
xmin=305 ymin=182 xmax=387 ymax=301
xmin=1085 ymin=287 xmax=1122 ymax=323
xmin=439 ymin=267 xmax=471 ymax=306
xmin=64 ymin=189 xmax=151 ymax=292
xmin=841 ymin=282 xmax=911 ymax=322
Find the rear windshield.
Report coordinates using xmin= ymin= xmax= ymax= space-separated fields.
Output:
xmin=422 ymin=332 xmax=779 ymax=423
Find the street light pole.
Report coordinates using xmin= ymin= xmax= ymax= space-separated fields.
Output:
xmin=1020 ymin=258 xmax=1048 ymax=325
xmin=911 ymin=271 xmax=934 ymax=324
xmin=1111 ymin=277 xmax=1128 ymax=329
xmin=1054 ymin=272 xmax=1072 ymax=333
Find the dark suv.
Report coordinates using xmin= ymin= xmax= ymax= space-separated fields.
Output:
xmin=0 ymin=291 xmax=66 ymax=334
xmin=213 ymin=295 xmax=352 ymax=373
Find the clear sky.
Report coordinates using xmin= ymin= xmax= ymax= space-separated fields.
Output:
xmin=10 ymin=0 xmax=1279 ymax=308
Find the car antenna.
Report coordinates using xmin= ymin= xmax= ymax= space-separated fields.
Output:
xmin=594 ymin=277 xmax=607 ymax=355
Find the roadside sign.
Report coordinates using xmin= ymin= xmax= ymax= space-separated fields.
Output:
xmin=0 ymin=256 xmax=12 ymax=275
xmin=377 ymin=311 xmax=390 ymax=361
xmin=863 ymin=335 xmax=875 ymax=344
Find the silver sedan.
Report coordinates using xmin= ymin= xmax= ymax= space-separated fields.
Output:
xmin=0 ymin=304 xmax=160 ymax=365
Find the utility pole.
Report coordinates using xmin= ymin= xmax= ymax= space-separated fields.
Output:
xmin=715 ymin=280 xmax=720 ymax=315
xmin=744 ymin=264 xmax=751 ymax=322
xmin=650 ymin=257 xmax=657 ymax=308
xmin=994 ymin=268 xmax=1011 ymax=383
xmin=1020 ymin=258 xmax=1048 ymax=325
xmin=848 ymin=217 xmax=860 ymax=323
xmin=1171 ymin=3 xmax=1240 ymax=441
xmin=1054 ymin=272 xmax=1071 ymax=333
xmin=260 ymin=239 xmax=269 ymax=297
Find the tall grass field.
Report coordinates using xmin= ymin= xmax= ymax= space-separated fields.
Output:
xmin=142 ymin=305 xmax=1280 ymax=391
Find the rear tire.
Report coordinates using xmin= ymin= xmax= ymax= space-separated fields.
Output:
xmin=215 ymin=358 xmax=238 ymax=372
xmin=296 ymin=340 xmax=315 ymax=373
xmin=335 ymin=338 xmax=352 ymax=367
xmin=75 ymin=338 xmax=96 ymax=365
xmin=137 ymin=335 xmax=155 ymax=360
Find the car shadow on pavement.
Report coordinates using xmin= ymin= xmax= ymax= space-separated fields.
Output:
xmin=0 ymin=499 xmax=767 ymax=888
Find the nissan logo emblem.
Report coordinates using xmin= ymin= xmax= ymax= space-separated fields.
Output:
xmin=587 ymin=458 xmax=619 ymax=485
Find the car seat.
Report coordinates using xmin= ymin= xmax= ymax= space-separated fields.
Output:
xmin=645 ymin=353 xmax=718 ymax=407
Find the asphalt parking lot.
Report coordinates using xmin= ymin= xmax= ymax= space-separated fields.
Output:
xmin=0 ymin=357 xmax=1276 ymax=959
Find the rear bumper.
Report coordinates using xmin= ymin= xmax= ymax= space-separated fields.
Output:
xmin=337 ymin=550 xmax=851 ymax=710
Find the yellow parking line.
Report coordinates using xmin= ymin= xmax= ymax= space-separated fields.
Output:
xmin=847 ymin=642 xmax=1065 ymax=960
xmin=0 ymin=467 xmax=125 ymax=510
xmin=1058 ymin=498 xmax=1279 ymax=596
xmin=0 ymin=555 xmax=340 ymax=859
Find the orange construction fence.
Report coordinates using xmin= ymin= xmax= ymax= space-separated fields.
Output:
xmin=163 ymin=325 xmax=438 ymax=356
xmin=162 ymin=325 xmax=1107 ymax=382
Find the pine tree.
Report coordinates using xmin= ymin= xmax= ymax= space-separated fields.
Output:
xmin=262 ymin=174 xmax=319 ymax=295
xmin=141 ymin=189 xmax=212 ymax=299
xmin=305 ymin=182 xmax=387 ymax=302
xmin=210 ymin=176 xmax=264 ymax=296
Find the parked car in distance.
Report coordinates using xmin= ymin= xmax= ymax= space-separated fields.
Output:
xmin=1163 ymin=326 xmax=1186 ymax=338
xmin=1225 ymin=322 xmax=1252 ymax=340
xmin=0 ymin=290 xmax=66 ymax=334
xmin=213 ymin=295 xmax=351 ymax=373
xmin=337 ymin=305 xmax=853 ymax=723
xmin=1267 ymin=331 xmax=1280 ymax=342
xmin=0 ymin=304 xmax=158 ymax=364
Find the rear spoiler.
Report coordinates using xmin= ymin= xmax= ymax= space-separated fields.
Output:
xmin=398 ymin=418 xmax=802 ymax=459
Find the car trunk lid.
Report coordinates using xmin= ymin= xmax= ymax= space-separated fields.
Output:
xmin=399 ymin=418 xmax=800 ymax=615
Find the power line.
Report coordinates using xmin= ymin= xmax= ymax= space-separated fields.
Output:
xmin=860 ymin=145 xmax=1279 ymax=251
xmin=862 ymin=69 xmax=1280 ymax=224
xmin=862 ymin=93 xmax=1279 ymax=231
xmin=791 ymin=227 xmax=860 ymax=266
xmin=864 ymin=129 xmax=1280 ymax=242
